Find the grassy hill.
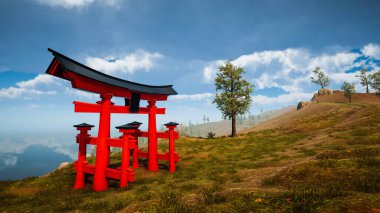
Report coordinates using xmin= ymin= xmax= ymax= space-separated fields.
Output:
xmin=181 ymin=106 xmax=294 ymax=137
xmin=1 ymin=92 xmax=380 ymax=212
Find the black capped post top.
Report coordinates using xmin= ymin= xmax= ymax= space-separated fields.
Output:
xmin=164 ymin=122 xmax=179 ymax=127
xmin=115 ymin=124 xmax=139 ymax=130
xmin=127 ymin=121 xmax=143 ymax=126
xmin=74 ymin=123 xmax=94 ymax=128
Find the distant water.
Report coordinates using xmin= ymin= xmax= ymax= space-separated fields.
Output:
xmin=0 ymin=132 xmax=77 ymax=181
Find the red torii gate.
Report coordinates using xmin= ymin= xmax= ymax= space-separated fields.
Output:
xmin=45 ymin=49 xmax=179 ymax=191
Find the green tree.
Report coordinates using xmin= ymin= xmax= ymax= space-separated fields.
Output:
xmin=311 ymin=67 xmax=330 ymax=89
xmin=355 ymin=68 xmax=371 ymax=93
xmin=213 ymin=61 xmax=253 ymax=137
xmin=369 ymin=70 xmax=380 ymax=95
xmin=341 ymin=81 xmax=355 ymax=103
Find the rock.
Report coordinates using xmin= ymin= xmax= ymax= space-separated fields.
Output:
xmin=42 ymin=162 xmax=70 ymax=177
xmin=311 ymin=93 xmax=318 ymax=101
xmin=57 ymin=162 xmax=70 ymax=170
xmin=318 ymin=88 xmax=333 ymax=95
xmin=297 ymin=101 xmax=312 ymax=110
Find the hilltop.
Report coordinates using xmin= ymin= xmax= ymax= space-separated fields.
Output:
xmin=1 ymin=91 xmax=379 ymax=212
xmin=243 ymin=90 xmax=380 ymax=133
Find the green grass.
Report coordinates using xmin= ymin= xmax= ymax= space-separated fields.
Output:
xmin=1 ymin=102 xmax=380 ymax=212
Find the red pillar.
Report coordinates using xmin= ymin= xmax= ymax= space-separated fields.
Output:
xmin=128 ymin=122 xmax=142 ymax=169
xmin=116 ymin=124 xmax=138 ymax=188
xmin=132 ymin=142 xmax=139 ymax=169
xmin=74 ymin=123 xmax=93 ymax=189
xmin=93 ymin=93 xmax=112 ymax=192
xmin=120 ymin=133 xmax=130 ymax=188
xmin=147 ymin=100 xmax=158 ymax=171
xmin=165 ymin=122 xmax=178 ymax=173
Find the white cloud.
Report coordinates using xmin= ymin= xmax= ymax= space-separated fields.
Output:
xmin=0 ymin=87 xmax=55 ymax=99
xmin=16 ymin=74 xmax=56 ymax=88
xmin=307 ymin=52 xmax=359 ymax=72
xmin=329 ymin=72 xmax=358 ymax=84
xmin=0 ymin=154 xmax=18 ymax=170
xmin=203 ymin=60 xmax=225 ymax=83
xmin=98 ymin=0 xmax=121 ymax=7
xmin=64 ymin=87 xmax=98 ymax=99
xmin=362 ymin=43 xmax=380 ymax=60
xmin=85 ymin=50 xmax=163 ymax=75
xmin=169 ymin=93 xmax=214 ymax=101
xmin=252 ymin=92 xmax=314 ymax=105
xmin=233 ymin=48 xmax=311 ymax=76
xmin=202 ymin=46 xmax=365 ymax=93
xmin=34 ymin=0 xmax=94 ymax=9
xmin=34 ymin=0 xmax=122 ymax=9
xmin=0 ymin=135 xmax=77 ymax=160
xmin=0 ymin=74 xmax=57 ymax=99
xmin=254 ymin=73 xmax=279 ymax=90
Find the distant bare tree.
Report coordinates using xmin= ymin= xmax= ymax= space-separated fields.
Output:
xmin=311 ymin=67 xmax=330 ymax=89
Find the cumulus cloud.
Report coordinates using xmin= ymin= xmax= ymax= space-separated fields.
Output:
xmin=169 ymin=93 xmax=214 ymax=101
xmin=203 ymin=60 xmax=225 ymax=83
xmin=0 ymin=74 xmax=57 ymax=99
xmin=85 ymin=50 xmax=163 ymax=75
xmin=33 ymin=0 xmax=122 ymax=9
xmin=362 ymin=43 xmax=380 ymax=60
xmin=98 ymin=0 xmax=121 ymax=7
xmin=64 ymin=87 xmax=98 ymax=99
xmin=0 ymin=153 xmax=18 ymax=170
xmin=252 ymin=92 xmax=314 ymax=105
xmin=0 ymin=135 xmax=77 ymax=160
xmin=202 ymin=45 xmax=372 ymax=93
xmin=307 ymin=52 xmax=359 ymax=72
xmin=16 ymin=74 xmax=56 ymax=88
xmin=34 ymin=0 xmax=94 ymax=9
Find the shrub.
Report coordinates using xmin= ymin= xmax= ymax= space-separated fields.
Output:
xmin=207 ymin=132 xmax=216 ymax=139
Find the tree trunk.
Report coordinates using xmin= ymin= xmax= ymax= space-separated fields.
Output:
xmin=349 ymin=96 xmax=352 ymax=103
xmin=366 ymin=84 xmax=369 ymax=93
xmin=231 ymin=114 xmax=237 ymax=137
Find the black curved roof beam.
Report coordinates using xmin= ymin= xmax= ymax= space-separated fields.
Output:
xmin=45 ymin=48 xmax=177 ymax=97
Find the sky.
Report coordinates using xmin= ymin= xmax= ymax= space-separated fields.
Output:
xmin=1 ymin=0 xmax=380 ymax=131
xmin=1 ymin=0 xmax=380 ymax=177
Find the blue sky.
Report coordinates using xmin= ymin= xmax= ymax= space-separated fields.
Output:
xmin=1 ymin=0 xmax=380 ymax=135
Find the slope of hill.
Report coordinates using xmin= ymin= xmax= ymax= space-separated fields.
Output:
xmin=1 ymin=92 xmax=379 ymax=212
xmin=243 ymin=91 xmax=380 ymax=132
xmin=183 ymin=106 xmax=294 ymax=137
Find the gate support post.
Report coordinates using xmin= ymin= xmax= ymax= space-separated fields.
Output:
xmin=93 ymin=93 xmax=112 ymax=192
xmin=147 ymin=100 xmax=158 ymax=171
xmin=165 ymin=122 xmax=179 ymax=173
xmin=74 ymin=123 xmax=94 ymax=189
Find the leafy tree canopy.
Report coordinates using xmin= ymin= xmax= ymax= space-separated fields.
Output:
xmin=213 ymin=61 xmax=253 ymax=137
xmin=341 ymin=81 xmax=355 ymax=103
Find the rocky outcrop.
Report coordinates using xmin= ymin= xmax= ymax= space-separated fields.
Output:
xmin=318 ymin=88 xmax=333 ymax=95
xmin=57 ymin=162 xmax=70 ymax=170
xmin=311 ymin=88 xmax=333 ymax=101
xmin=297 ymin=101 xmax=312 ymax=110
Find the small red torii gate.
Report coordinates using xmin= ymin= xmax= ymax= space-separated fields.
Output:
xmin=45 ymin=48 xmax=179 ymax=192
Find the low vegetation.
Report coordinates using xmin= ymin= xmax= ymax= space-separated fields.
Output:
xmin=1 ymin=102 xmax=380 ymax=212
